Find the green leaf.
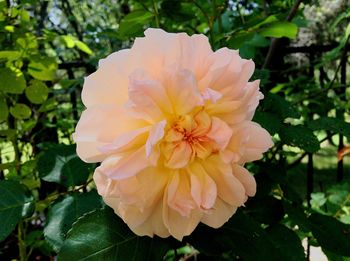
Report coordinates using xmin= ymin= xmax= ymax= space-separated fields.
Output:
xmin=260 ymin=21 xmax=298 ymax=39
xmin=267 ymin=224 xmax=305 ymax=261
xmin=61 ymin=35 xmax=75 ymax=48
xmin=28 ymin=57 xmax=57 ymax=81
xmin=57 ymin=207 xmax=170 ymax=261
xmin=264 ymin=94 xmax=301 ymax=119
xmin=189 ymin=210 xmax=281 ymax=260
xmin=309 ymin=213 xmax=350 ymax=256
xmin=279 ymin=125 xmax=320 ymax=153
xmin=38 ymin=144 xmax=91 ymax=187
xmin=74 ymin=40 xmax=93 ymax=55
xmin=308 ymin=117 xmax=350 ymax=139
xmin=25 ymin=80 xmax=49 ymax=104
xmin=0 ymin=97 xmax=9 ymax=122
xmin=44 ymin=191 xmax=102 ymax=252
xmin=245 ymin=196 xmax=284 ymax=225
xmin=117 ymin=10 xmax=155 ymax=39
xmin=253 ymin=111 xmax=281 ymax=134
xmin=0 ymin=180 xmax=32 ymax=241
xmin=10 ymin=103 xmax=32 ymax=120
xmin=0 ymin=50 xmax=21 ymax=60
xmin=0 ymin=68 xmax=26 ymax=94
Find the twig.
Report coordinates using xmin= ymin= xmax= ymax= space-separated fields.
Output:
xmin=262 ymin=0 xmax=303 ymax=69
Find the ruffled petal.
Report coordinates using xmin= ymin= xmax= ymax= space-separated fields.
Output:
xmin=202 ymin=155 xmax=246 ymax=207
xmin=188 ymin=161 xmax=217 ymax=210
xmin=232 ymin=164 xmax=256 ymax=197
xmin=201 ymin=198 xmax=237 ymax=228
xmin=82 ymin=49 xmax=130 ymax=107
xmin=98 ymin=147 xmax=149 ymax=179
xmin=73 ymin=104 xmax=147 ymax=163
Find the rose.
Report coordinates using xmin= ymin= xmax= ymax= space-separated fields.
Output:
xmin=73 ymin=28 xmax=273 ymax=240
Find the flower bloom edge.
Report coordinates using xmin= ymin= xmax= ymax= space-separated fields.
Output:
xmin=73 ymin=28 xmax=273 ymax=240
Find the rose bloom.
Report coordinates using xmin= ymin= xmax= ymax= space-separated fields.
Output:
xmin=73 ymin=28 xmax=273 ymax=240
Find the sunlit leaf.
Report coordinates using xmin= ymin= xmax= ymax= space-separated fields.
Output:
xmin=28 ymin=57 xmax=57 ymax=81
xmin=10 ymin=103 xmax=32 ymax=119
xmin=0 ymin=68 xmax=26 ymax=94
xmin=25 ymin=80 xmax=49 ymax=104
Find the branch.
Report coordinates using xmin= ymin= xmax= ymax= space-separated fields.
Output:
xmin=262 ymin=0 xmax=303 ymax=69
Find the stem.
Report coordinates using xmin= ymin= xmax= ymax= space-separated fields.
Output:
xmin=236 ymin=2 xmax=245 ymax=24
xmin=18 ymin=221 xmax=26 ymax=261
xmin=152 ymin=0 xmax=160 ymax=28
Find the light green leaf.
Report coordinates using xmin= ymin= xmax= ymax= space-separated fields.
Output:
xmin=57 ymin=207 xmax=170 ymax=261
xmin=74 ymin=40 xmax=93 ymax=55
xmin=61 ymin=35 xmax=75 ymax=48
xmin=28 ymin=57 xmax=57 ymax=81
xmin=0 ymin=68 xmax=26 ymax=94
xmin=44 ymin=191 xmax=102 ymax=252
xmin=260 ymin=21 xmax=298 ymax=39
xmin=25 ymin=80 xmax=49 ymax=104
xmin=10 ymin=103 xmax=32 ymax=120
xmin=0 ymin=180 xmax=32 ymax=242
xmin=0 ymin=51 xmax=21 ymax=60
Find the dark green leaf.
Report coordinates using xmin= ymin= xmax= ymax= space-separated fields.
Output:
xmin=264 ymin=94 xmax=301 ymax=119
xmin=253 ymin=111 xmax=281 ymax=134
xmin=245 ymin=196 xmax=284 ymax=225
xmin=44 ymin=191 xmax=102 ymax=252
xmin=308 ymin=117 xmax=350 ymax=139
xmin=0 ymin=180 xmax=32 ymax=241
xmin=38 ymin=144 xmax=91 ymax=187
xmin=117 ymin=10 xmax=154 ymax=39
xmin=267 ymin=224 xmax=305 ymax=261
xmin=0 ymin=68 xmax=26 ymax=94
xmin=309 ymin=213 xmax=350 ymax=256
xmin=10 ymin=103 xmax=32 ymax=119
xmin=0 ymin=97 xmax=8 ymax=122
xmin=279 ymin=125 xmax=320 ymax=153
xmin=58 ymin=207 xmax=170 ymax=261
xmin=189 ymin=210 xmax=281 ymax=260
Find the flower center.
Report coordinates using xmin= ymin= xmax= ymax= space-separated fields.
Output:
xmin=160 ymin=111 xmax=216 ymax=169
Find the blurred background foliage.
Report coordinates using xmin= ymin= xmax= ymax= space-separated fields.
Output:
xmin=0 ymin=0 xmax=350 ymax=260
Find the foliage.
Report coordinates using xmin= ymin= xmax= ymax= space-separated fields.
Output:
xmin=0 ymin=0 xmax=349 ymax=260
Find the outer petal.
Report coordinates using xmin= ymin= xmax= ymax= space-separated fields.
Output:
xmin=98 ymin=147 xmax=149 ymax=179
xmin=131 ymin=28 xmax=212 ymax=79
xmin=163 ymin=172 xmax=202 ymax=240
xmin=82 ymin=49 xmax=130 ymax=107
xmin=227 ymin=121 xmax=273 ymax=164
xmin=187 ymin=161 xmax=217 ymax=210
xmin=232 ymin=164 xmax=256 ymax=197
xmin=201 ymin=198 xmax=237 ymax=228
xmin=73 ymin=104 xmax=147 ymax=163
xmin=202 ymin=155 xmax=246 ymax=207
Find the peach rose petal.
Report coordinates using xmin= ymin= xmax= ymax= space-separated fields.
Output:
xmin=73 ymin=28 xmax=273 ymax=240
